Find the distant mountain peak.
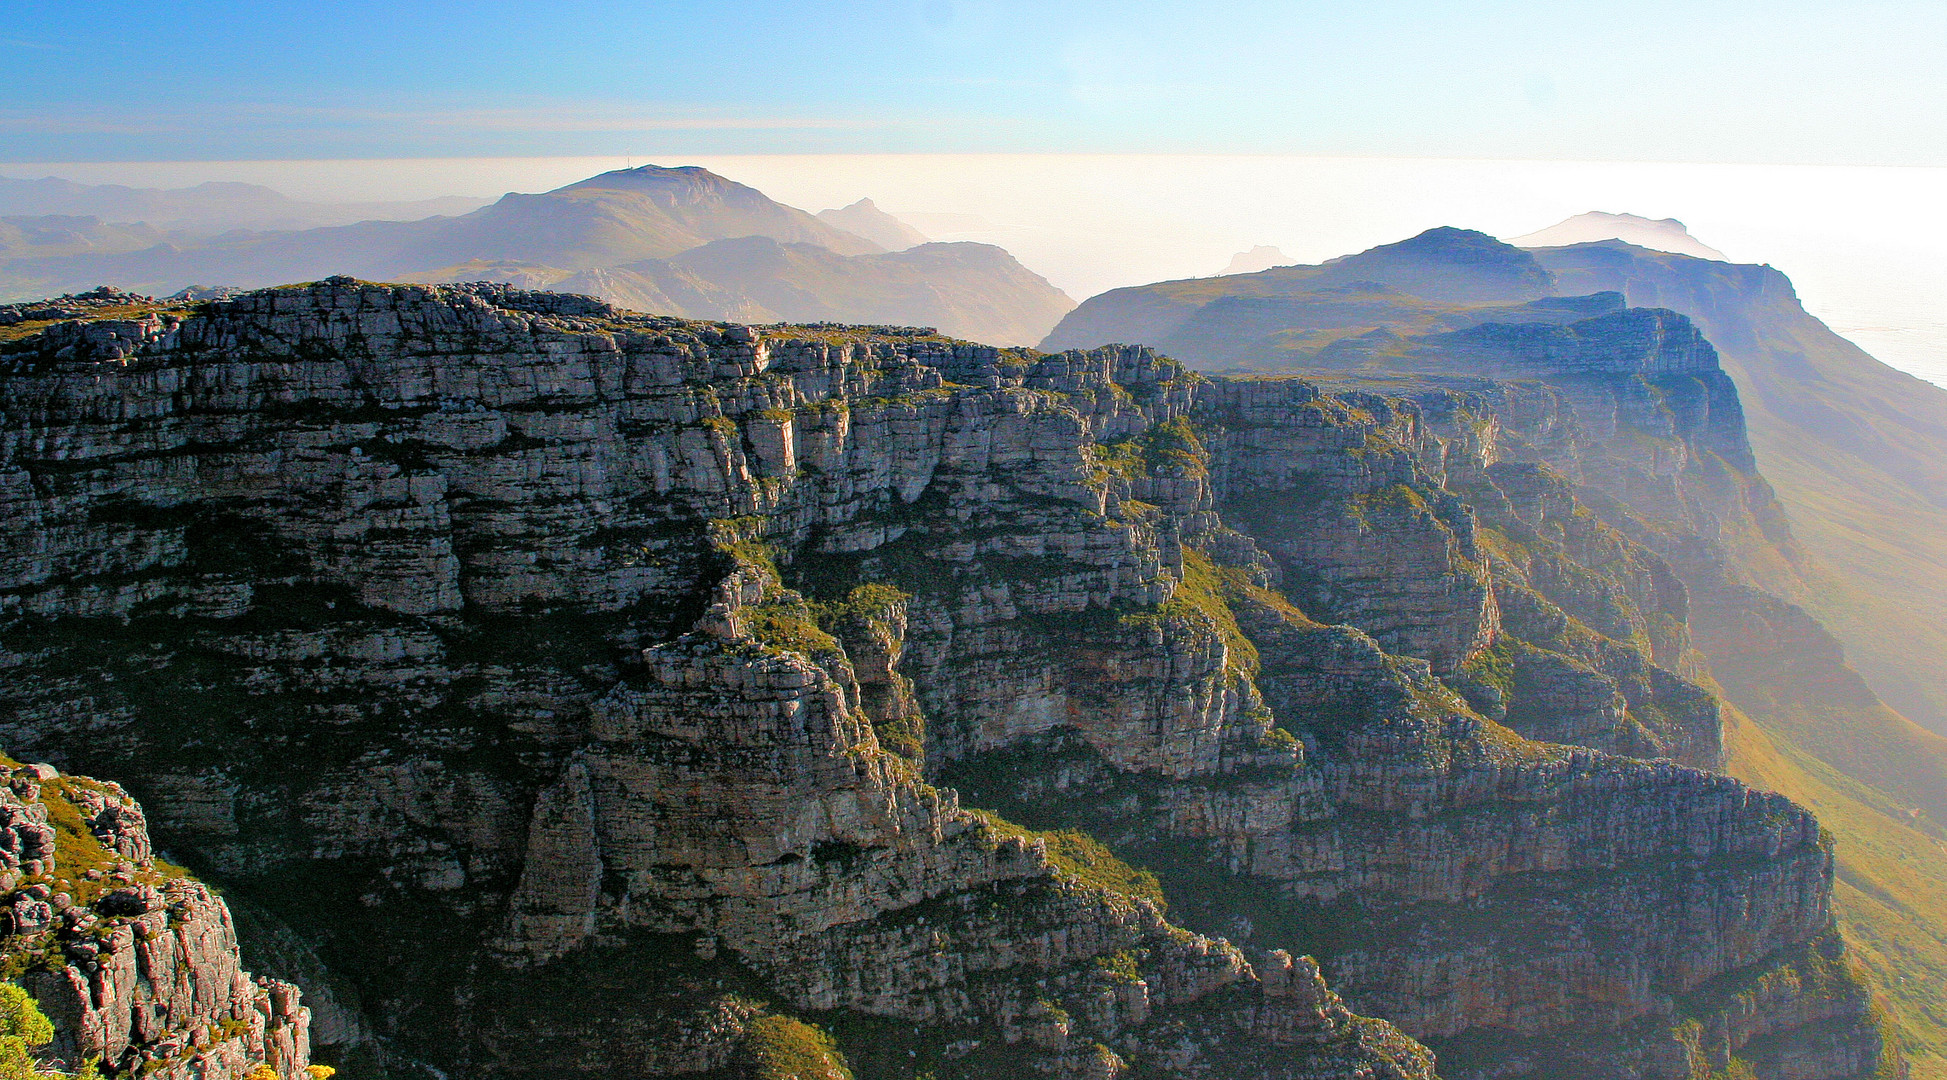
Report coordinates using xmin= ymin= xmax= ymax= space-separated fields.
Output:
xmin=1508 ymin=211 xmax=1728 ymax=261
xmin=1216 ymin=245 xmax=1292 ymax=276
xmin=1316 ymin=227 xmax=1554 ymax=302
xmin=817 ymin=197 xmax=930 ymax=251
xmin=1374 ymin=226 xmax=1527 ymax=260
xmin=560 ymin=163 xmax=744 ymax=196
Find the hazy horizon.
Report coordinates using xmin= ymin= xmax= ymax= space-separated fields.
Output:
xmin=8 ymin=152 xmax=1945 ymax=387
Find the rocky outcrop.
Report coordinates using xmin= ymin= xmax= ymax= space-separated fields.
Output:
xmin=477 ymin=529 xmax=1433 ymax=1078
xmin=0 ymin=281 xmax=1894 ymax=1080
xmin=1430 ymin=306 xmax=1723 ymax=377
xmin=0 ymin=760 xmax=310 ymax=1080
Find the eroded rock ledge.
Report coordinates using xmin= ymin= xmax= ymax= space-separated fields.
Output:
xmin=0 ymin=758 xmax=310 ymax=1080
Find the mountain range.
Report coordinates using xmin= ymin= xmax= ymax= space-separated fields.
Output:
xmin=0 ymin=174 xmax=488 ymax=232
xmin=0 ymin=166 xmax=1074 ymax=346
xmin=1044 ymin=225 xmax=1947 ymax=1074
xmin=538 ymin=235 xmax=1072 ymax=347
xmin=1 ymin=191 xmax=1942 ymax=1080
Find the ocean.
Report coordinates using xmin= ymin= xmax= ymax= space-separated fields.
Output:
xmin=13 ymin=154 xmax=1946 ymax=387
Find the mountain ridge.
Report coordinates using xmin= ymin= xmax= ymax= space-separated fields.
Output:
xmin=0 ymin=165 xmax=1075 ymax=346
xmin=0 ymin=279 xmax=1899 ymax=1080
xmin=0 ymin=164 xmax=881 ymax=298
xmin=1511 ymin=212 xmax=1729 ymax=261
xmin=1036 ymin=226 xmax=1947 ymax=1075
xmin=0 ymin=174 xmax=488 ymax=233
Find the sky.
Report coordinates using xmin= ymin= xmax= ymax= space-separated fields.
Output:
xmin=6 ymin=1 xmax=1947 ymax=165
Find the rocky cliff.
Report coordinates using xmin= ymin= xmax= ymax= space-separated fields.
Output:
xmin=0 ymin=755 xmax=311 ymax=1080
xmin=1535 ymin=239 xmax=1947 ymax=736
xmin=0 ymin=280 xmax=1897 ymax=1080
xmin=1038 ymin=226 xmax=1947 ymax=1073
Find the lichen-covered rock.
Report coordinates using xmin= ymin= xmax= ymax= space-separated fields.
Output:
xmin=0 ymin=760 xmax=309 ymax=1080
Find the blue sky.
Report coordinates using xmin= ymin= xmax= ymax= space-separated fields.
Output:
xmin=5 ymin=1 xmax=1944 ymax=164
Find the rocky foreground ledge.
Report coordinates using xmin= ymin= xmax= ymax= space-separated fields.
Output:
xmin=0 ymin=756 xmax=310 ymax=1080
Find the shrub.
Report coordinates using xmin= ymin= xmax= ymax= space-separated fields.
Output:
xmin=0 ymin=988 xmax=58 ymax=1080
xmin=742 ymin=1015 xmax=854 ymax=1080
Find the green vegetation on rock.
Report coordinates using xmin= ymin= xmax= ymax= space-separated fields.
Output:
xmin=0 ymin=984 xmax=84 ymax=1080
xmin=1155 ymin=551 xmax=1259 ymax=674
xmin=971 ymin=811 xmax=1168 ymax=913
xmin=742 ymin=1015 xmax=855 ymax=1080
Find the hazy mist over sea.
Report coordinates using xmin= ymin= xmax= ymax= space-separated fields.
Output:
xmin=15 ymin=154 xmax=1945 ymax=387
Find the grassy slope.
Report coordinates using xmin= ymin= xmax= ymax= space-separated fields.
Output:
xmin=1725 ymin=704 xmax=1947 ymax=1079
xmin=1707 ymin=636 xmax=1947 ymax=827
xmin=1715 ymin=305 xmax=1947 ymax=740
xmin=1756 ymin=433 xmax=1947 ymax=738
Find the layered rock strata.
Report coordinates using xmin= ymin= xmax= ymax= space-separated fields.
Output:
xmin=0 ymin=281 xmax=1893 ymax=1080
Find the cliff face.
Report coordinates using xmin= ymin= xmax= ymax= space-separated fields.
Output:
xmin=0 ymin=281 xmax=1893 ymax=1080
xmin=1536 ymin=240 xmax=1947 ymax=737
xmin=0 ymin=758 xmax=311 ymax=1080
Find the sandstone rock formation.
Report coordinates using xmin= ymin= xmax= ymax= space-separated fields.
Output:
xmin=0 ymin=280 xmax=1897 ymax=1080
xmin=0 ymin=758 xmax=310 ymax=1080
